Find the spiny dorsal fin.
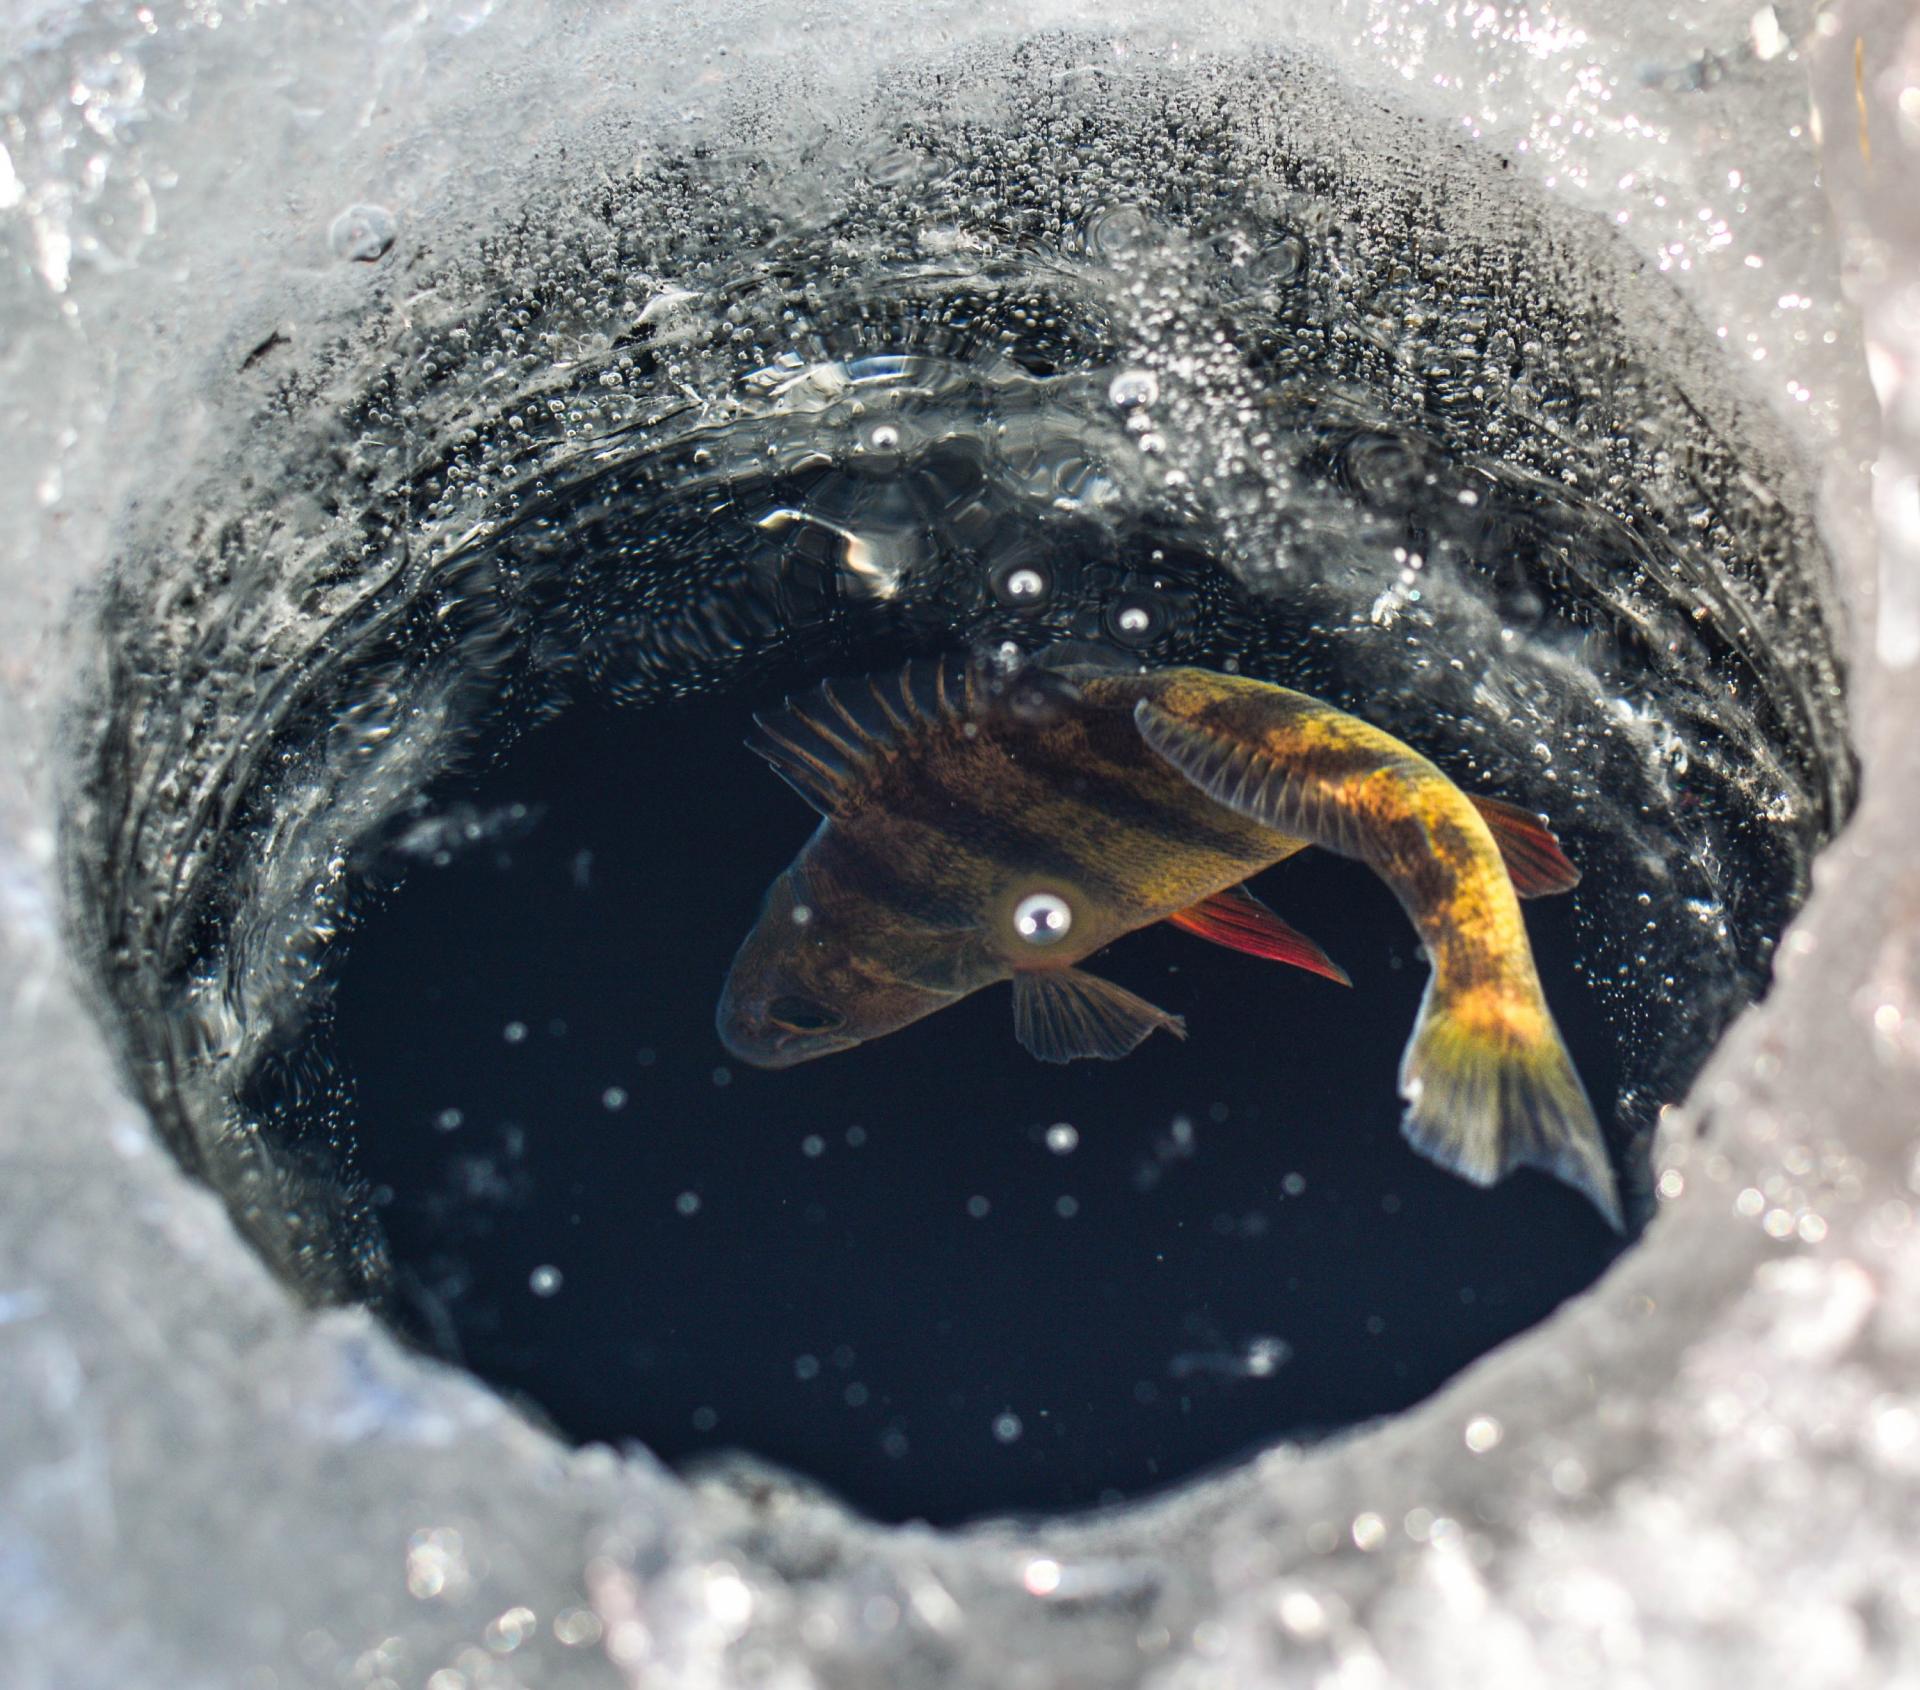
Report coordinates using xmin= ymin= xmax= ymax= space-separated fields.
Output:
xmin=1011 ymin=967 xmax=1187 ymax=1063
xmin=1166 ymin=887 xmax=1351 ymax=985
xmin=1469 ymin=795 xmax=1581 ymax=898
xmin=744 ymin=656 xmax=976 ymax=818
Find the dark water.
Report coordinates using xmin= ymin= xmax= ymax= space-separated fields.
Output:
xmin=316 ymin=684 xmax=1623 ymax=1525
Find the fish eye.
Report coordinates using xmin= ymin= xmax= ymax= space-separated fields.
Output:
xmin=766 ymin=994 xmax=844 ymax=1034
xmin=1012 ymin=890 xmax=1073 ymax=945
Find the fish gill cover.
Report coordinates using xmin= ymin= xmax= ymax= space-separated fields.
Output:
xmin=60 ymin=34 xmax=1853 ymax=1517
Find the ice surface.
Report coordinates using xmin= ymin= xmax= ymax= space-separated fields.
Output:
xmin=3 ymin=1 xmax=1919 ymax=1687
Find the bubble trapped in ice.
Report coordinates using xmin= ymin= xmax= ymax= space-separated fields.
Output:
xmin=66 ymin=34 xmax=1853 ymax=1527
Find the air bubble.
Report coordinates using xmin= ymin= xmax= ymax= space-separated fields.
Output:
xmin=328 ymin=203 xmax=397 ymax=263
xmin=528 ymin=1264 xmax=563 ymax=1297
xmin=1108 ymin=369 xmax=1160 ymax=410
xmin=992 ymin=561 xmax=1052 ymax=606
xmin=992 ymin=1411 xmax=1024 ymax=1444
xmin=1250 ymin=230 xmax=1309 ymax=285
xmin=1105 ymin=596 xmax=1163 ymax=645
xmin=1086 ymin=203 xmax=1152 ymax=258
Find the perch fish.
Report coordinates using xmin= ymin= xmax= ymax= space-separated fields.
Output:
xmin=718 ymin=656 xmax=1619 ymax=1228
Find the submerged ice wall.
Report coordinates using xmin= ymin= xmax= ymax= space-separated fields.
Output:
xmin=2 ymin=1 xmax=1919 ymax=1687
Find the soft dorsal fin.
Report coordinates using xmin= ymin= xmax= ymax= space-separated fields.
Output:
xmin=1011 ymin=967 xmax=1187 ymax=1063
xmin=1166 ymin=887 xmax=1351 ymax=985
xmin=744 ymin=657 xmax=977 ymax=817
xmin=1132 ymin=695 xmax=1582 ymax=901
xmin=1468 ymin=795 xmax=1581 ymax=898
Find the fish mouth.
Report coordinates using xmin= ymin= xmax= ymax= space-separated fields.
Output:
xmin=767 ymin=1030 xmax=860 ymax=1067
xmin=718 ymin=1020 xmax=860 ymax=1069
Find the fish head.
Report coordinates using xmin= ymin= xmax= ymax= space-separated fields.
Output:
xmin=717 ymin=862 xmax=980 ymax=1068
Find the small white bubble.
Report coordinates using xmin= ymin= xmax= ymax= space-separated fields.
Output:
xmin=1024 ymin=1558 xmax=1063 ymax=1596
xmin=1108 ymin=368 xmax=1160 ymax=409
xmin=1278 ymin=1591 xmax=1326 ymax=1637
xmin=553 ymin=1608 xmax=603 ymax=1648
xmin=601 ymin=1087 xmax=628 ymax=1112
xmin=1464 ymin=1415 xmax=1503 ymax=1453
xmin=1115 ymin=604 xmax=1152 ymax=634
xmin=503 ymin=1021 xmax=528 ymax=1044
xmin=794 ymin=1354 xmax=820 ymax=1380
xmin=1045 ymin=1122 xmax=1080 ymax=1155
xmin=434 ymin=1108 xmax=465 ymax=1133
xmin=1657 ymin=1168 xmax=1685 ymax=1199
xmin=1004 ymin=566 xmax=1048 ymax=600
xmin=992 ymin=1411 xmax=1024 ymax=1444
xmin=1282 ymin=1172 xmax=1307 ymax=1197
xmin=869 ymin=424 xmax=900 ymax=450
xmin=704 ymin=1570 xmax=754 ymax=1629
xmin=328 ymin=202 xmax=396 ymax=262
xmin=485 ymin=1605 xmax=538 ymax=1654
xmin=529 ymin=1264 xmax=563 ymax=1297
xmin=1055 ymin=1195 xmax=1080 ymax=1219
xmin=791 ymin=903 xmax=814 ymax=926
xmin=966 ymin=1194 xmax=992 ymax=1219
xmin=802 ymin=1134 xmax=826 ymax=1158
xmin=1244 ymin=1337 xmax=1290 ymax=1377
xmin=1352 ymin=1512 xmax=1387 ymax=1550
xmin=676 ymin=1191 xmax=702 ymax=1216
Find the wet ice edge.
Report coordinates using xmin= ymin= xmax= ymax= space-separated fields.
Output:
xmin=3 ymin=1 xmax=1919 ymax=1686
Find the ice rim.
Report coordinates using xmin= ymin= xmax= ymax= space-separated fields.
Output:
xmin=2 ymin=5 xmax=1918 ymax=1690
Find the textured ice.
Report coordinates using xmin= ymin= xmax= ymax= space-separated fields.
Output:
xmin=3 ymin=1 xmax=1920 ymax=1687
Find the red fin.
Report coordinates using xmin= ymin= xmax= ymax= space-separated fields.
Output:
xmin=1167 ymin=887 xmax=1351 ymax=986
xmin=1470 ymin=796 xmax=1581 ymax=898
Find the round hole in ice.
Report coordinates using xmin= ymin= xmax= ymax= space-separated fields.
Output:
xmin=64 ymin=35 xmax=1854 ymax=1527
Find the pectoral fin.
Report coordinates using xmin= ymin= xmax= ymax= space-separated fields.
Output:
xmin=1469 ymin=795 xmax=1581 ymax=897
xmin=1167 ymin=887 xmax=1350 ymax=985
xmin=1012 ymin=968 xmax=1187 ymax=1063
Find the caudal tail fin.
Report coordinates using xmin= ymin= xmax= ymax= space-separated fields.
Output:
xmin=1398 ymin=980 xmax=1622 ymax=1231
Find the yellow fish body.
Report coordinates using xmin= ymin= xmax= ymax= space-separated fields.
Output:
xmin=719 ymin=656 xmax=1619 ymax=1227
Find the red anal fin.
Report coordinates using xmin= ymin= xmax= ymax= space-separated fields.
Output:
xmin=1471 ymin=795 xmax=1581 ymax=898
xmin=1168 ymin=887 xmax=1351 ymax=986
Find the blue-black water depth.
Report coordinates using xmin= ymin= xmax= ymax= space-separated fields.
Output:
xmin=316 ymin=682 xmax=1625 ymax=1525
